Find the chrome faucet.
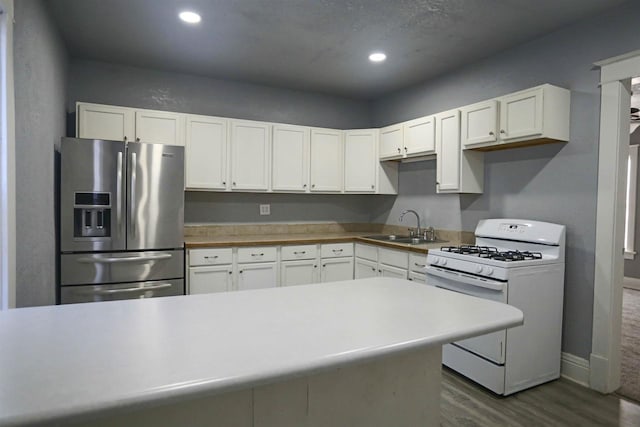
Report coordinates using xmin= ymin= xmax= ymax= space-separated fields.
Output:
xmin=399 ymin=209 xmax=421 ymax=235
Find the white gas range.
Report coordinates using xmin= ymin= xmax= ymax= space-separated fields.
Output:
xmin=425 ymin=219 xmax=566 ymax=395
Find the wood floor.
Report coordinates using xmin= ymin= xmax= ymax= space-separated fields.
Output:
xmin=441 ymin=368 xmax=640 ymax=426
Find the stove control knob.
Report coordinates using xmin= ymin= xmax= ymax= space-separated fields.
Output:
xmin=485 ymin=267 xmax=494 ymax=276
xmin=475 ymin=266 xmax=484 ymax=274
xmin=432 ymin=257 xmax=440 ymax=265
xmin=440 ymin=259 xmax=447 ymax=266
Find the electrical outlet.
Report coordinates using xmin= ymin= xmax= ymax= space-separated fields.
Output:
xmin=259 ymin=204 xmax=271 ymax=215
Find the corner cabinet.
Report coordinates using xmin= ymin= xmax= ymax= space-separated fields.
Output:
xmin=379 ymin=124 xmax=404 ymax=160
xmin=344 ymin=129 xmax=377 ymax=193
xmin=230 ymin=120 xmax=271 ymax=191
xmin=185 ymin=114 xmax=229 ymax=190
xmin=436 ymin=109 xmax=484 ymax=194
xmin=310 ymin=128 xmax=343 ymax=192
xmin=462 ymin=84 xmax=570 ymax=150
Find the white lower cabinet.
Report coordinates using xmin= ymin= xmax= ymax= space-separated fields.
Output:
xmin=355 ymin=257 xmax=378 ymax=279
xmin=281 ymin=260 xmax=318 ymax=287
xmin=189 ymin=265 xmax=233 ymax=294
xmin=354 ymin=243 xmax=410 ymax=280
xmin=237 ymin=262 xmax=277 ymax=291
xmin=321 ymin=257 xmax=354 ymax=283
xmin=408 ymin=271 xmax=427 ymax=283
xmin=379 ymin=264 xmax=407 ymax=279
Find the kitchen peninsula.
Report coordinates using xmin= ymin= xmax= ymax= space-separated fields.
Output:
xmin=0 ymin=278 xmax=523 ymax=427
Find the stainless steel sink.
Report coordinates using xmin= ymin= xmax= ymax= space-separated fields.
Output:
xmin=363 ymin=235 xmax=448 ymax=245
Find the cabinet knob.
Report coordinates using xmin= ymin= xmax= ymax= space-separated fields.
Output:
xmin=303 ymin=184 xmax=307 ymax=188
xmin=322 ymin=264 xmax=326 ymax=268
xmin=489 ymin=131 xmax=494 ymax=136
xmin=404 ymin=147 xmax=407 ymax=151
xmin=136 ymin=137 xmax=140 ymax=142
xmin=239 ymin=270 xmax=243 ymax=274
xmin=500 ymin=129 xmax=506 ymax=134
xmin=222 ymin=181 xmax=226 ymax=185
xmin=397 ymin=147 xmax=401 ymax=153
xmin=378 ymin=270 xmax=382 ymax=273
xmin=314 ymin=265 xmax=318 ymax=268
xmin=371 ymin=267 xmax=376 ymax=271
xmin=312 ymin=184 xmax=315 ymax=188
xmin=228 ymin=271 xmax=232 ymax=275
xmin=371 ymin=184 xmax=375 ymax=189
xmin=232 ymin=182 xmax=236 ymax=186
xmin=123 ymin=136 xmax=128 ymax=142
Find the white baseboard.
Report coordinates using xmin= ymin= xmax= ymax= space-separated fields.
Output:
xmin=623 ymin=276 xmax=640 ymax=290
xmin=561 ymin=352 xmax=590 ymax=387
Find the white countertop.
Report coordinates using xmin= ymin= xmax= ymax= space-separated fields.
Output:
xmin=0 ymin=278 xmax=523 ymax=426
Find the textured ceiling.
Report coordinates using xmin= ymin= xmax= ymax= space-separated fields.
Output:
xmin=46 ymin=0 xmax=627 ymax=100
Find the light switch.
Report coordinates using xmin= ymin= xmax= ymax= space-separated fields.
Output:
xmin=260 ymin=204 xmax=271 ymax=215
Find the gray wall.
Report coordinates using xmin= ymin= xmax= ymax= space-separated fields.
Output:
xmin=624 ymin=127 xmax=640 ymax=278
xmin=14 ymin=0 xmax=68 ymax=306
xmin=371 ymin=2 xmax=640 ymax=360
xmin=67 ymin=60 xmax=377 ymax=224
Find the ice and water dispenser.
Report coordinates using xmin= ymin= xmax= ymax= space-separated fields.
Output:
xmin=73 ymin=192 xmax=111 ymax=239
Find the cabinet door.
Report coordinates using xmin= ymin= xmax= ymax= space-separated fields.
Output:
xmin=77 ymin=103 xmax=135 ymax=142
xmin=355 ymin=258 xmax=378 ymax=279
xmin=237 ymin=262 xmax=277 ymax=291
xmin=230 ymin=120 xmax=271 ymax=191
xmin=499 ymin=88 xmax=543 ymax=141
xmin=272 ymin=124 xmax=310 ymax=192
xmin=281 ymin=260 xmax=318 ymax=287
xmin=461 ymin=100 xmax=498 ymax=147
xmin=185 ymin=115 xmax=228 ymax=190
xmin=408 ymin=271 xmax=426 ymax=284
xmin=379 ymin=124 xmax=403 ymax=160
xmin=436 ymin=110 xmax=461 ymax=192
xmin=404 ymin=116 xmax=436 ymax=155
xmin=379 ymin=264 xmax=407 ymax=279
xmin=135 ymin=110 xmax=185 ymax=146
xmin=188 ymin=265 xmax=233 ymax=294
xmin=310 ymin=128 xmax=343 ymax=192
xmin=344 ymin=129 xmax=376 ymax=193
xmin=320 ymin=257 xmax=354 ymax=283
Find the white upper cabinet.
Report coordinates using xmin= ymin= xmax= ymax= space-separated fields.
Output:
xmin=272 ymin=124 xmax=310 ymax=192
xmin=135 ymin=110 xmax=185 ymax=146
xmin=310 ymin=128 xmax=343 ymax=192
xmin=344 ymin=129 xmax=377 ymax=193
xmin=185 ymin=115 xmax=228 ymax=190
xmin=462 ymin=84 xmax=570 ymax=150
xmin=230 ymin=119 xmax=271 ymax=191
xmin=436 ymin=109 xmax=483 ymax=194
xmin=77 ymin=103 xmax=135 ymax=142
xmin=461 ymin=100 xmax=498 ymax=148
xmin=379 ymin=124 xmax=403 ymax=160
xmin=403 ymin=115 xmax=436 ymax=156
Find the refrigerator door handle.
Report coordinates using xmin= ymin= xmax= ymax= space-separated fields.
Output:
xmin=93 ymin=283 xmax=173 ymax=295
xmin=77 ymin=253 xmax=173 ymax=264
xmin=116 ymin=151 xmax=123 ymax=238
xmin=130 ymin=152 xmax=137 ymax=238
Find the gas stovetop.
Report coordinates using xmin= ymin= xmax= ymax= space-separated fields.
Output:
xmin=440 ymin=245 xmax=543 ymax=262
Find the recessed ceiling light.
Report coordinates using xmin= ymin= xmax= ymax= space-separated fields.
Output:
xmin=179 ymin=11 xmax=201 ymax=24
xmin=369 ymin=52 xmax=387 ymax=63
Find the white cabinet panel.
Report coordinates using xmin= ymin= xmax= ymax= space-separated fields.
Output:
xmin=355 ymin=243 xmax=377 ymax=262
xmin=281 ymin=245 xmax=317 ymax=261
xmin=379 ymin=124 xmax=403 ymax=160
xmin=408 ymin=271 xmax=426 ymax=284
xmin=281 ymin=260 xmax=318 ymax=287
xmin=272 ymin=124 xmax=310 ymax=192
xmin=77 ymin=103 xmax=135 ymax=142
xmin=461 ymin=100 xmax=498 ymax=147
xmin=230 ymin=120 xmax=271 ymax=191
xmin=355 ymin=258 xmax=378 ymax=279
xmin=237 ymin=246 xmax=277 ymax=263
xmin=189 ymin=265 xmax=233 ymax=294
xmin=404 ymin=116 xmax=436 ymax=156
xmin=310 ymin=128 xmax=343 ymax=192
xmin=320 ymin=243 xmax=354 ymax=258
xmin=409 ymin=253 xmax=428 ymax=273
xmin=135 ymin=110 xmax=184 ymax=146
xmin=379 ymin=264 xmax=407 ymax=279
xmin=378 ymin=247 xmax=409 ymax=269
xmin=344 ymin=129 xmax=376 ymax=193
xmin=500 ymin=87 xmax=544 ymax=141
xmin=320 ymin=258 xmax=354 ymax=283
xmin=185 ymin=115 xmax=228 ymax=190
xmin=189 ymin=248 xmax=233 ymax=266
xmin=237 ymin=262 xmax=277 ymax=291
xmin=436 ymin=109 xmax=461 ymax=192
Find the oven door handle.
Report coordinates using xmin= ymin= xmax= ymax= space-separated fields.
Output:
xmin=424 ymin=266 xmax=506 ymax=291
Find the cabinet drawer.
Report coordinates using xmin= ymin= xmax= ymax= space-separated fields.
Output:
xmin=189 ymin=248 xmax=233 ymax=266
xmin=237 ymin=246 xmax=277 ymax=263
xmin=321 ymin=243 xmax=354 ymax=258
xmin=378 ymin=247 xmax=408 ymax=269
xmin=355 ymin=243 xmax=377 ymax=262
xmin=281 ymin=244 xmax=317 ymax=261
xmin=409 ymin=253 xmax=428 ymax=273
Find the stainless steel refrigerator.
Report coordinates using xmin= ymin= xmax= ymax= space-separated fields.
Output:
xmin=59 ymin=137 xmax=185 ymax=304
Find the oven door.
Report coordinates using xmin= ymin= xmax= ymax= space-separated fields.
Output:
xmin=425 ymin=265 xmax=508 ymax=365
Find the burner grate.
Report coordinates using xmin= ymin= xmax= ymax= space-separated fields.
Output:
xmin=440 ymin=246 xmax=543 ymax=262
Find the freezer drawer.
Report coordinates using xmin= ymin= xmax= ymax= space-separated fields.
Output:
xmin=61 ymin=250 xmax=184 ymax=286
xmin=60 ymin=279 xmax=184 ymax=304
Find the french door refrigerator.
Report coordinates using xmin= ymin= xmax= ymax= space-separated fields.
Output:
xmin=59 ymin=137 xmax=185 ymax=304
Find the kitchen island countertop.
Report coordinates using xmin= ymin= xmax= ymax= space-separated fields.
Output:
xmin=0 ymin=278 xmax=523 ymax=426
